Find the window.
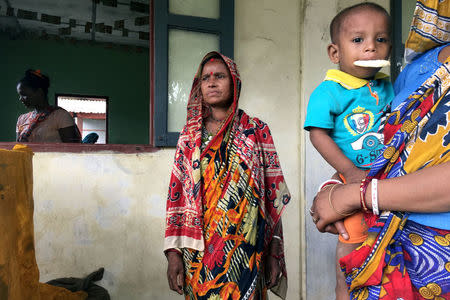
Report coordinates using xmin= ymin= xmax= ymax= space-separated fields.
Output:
xmin=153 ymin=0 xmax=235 ymax=146
xmin=56 ymin=94 xmax=108 ymax=144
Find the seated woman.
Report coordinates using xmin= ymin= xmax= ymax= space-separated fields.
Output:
xmin=16 ymin=69 xmax=81 ymax=143
xmin=311 ymin=1 xmax=450 ymax=299
xmin=164 ymin=52 xmax=291 ymax=299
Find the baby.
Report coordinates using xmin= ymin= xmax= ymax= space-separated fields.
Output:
xmin=304 ymin=3 xmax=393 ymax=299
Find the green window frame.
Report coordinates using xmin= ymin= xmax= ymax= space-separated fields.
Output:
xmin=153 ymin=0 xmax=235 ymax=146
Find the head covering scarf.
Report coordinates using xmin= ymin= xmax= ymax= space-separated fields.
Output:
xmin=404 ymin=0 xmax=450 ymax=63
xmin=164 ymin=52 xmax=290 ymax=299
xmin=340 ymin=1 xmax=450 ymax=298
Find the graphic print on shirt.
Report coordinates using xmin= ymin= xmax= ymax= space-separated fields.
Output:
xmin=343 ymin=106 xmax=384 ymax=151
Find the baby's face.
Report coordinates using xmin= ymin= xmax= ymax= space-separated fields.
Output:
xmin=334 ymin=9 xmax=391 ymax=79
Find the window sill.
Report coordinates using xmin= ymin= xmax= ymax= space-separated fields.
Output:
xmin=0 ymin=142 xmax=159 ymax=153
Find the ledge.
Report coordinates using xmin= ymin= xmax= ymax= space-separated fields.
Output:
xmin=0 ymin=142 xmax=160 ymax=153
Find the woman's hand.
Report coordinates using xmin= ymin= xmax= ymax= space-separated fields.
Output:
xmin=265 ymin=255 xmax=281 ymax=289
xmin=310 ymin=184 xmax=358 ymax=232
xmin=166 ymin=251 xmax=184 ymax=295
xmin=319 ymin=220 xmax=349 ymax=241
xmin=265 ymin=237 xmax=282 ymax=289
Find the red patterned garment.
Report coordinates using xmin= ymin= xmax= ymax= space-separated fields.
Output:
xmin=164 ymin=52 xmax=290 ymax=299
xmin=17 ymin=106 xmax=58 ymax=142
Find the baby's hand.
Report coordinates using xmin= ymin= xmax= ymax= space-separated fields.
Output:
xmin=342 ymin=167 xmax=367 ymax=184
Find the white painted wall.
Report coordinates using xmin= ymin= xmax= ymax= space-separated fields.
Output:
xmin=31 ymin=0 xmax=391 ymax=299
xmin=33 ymin=151 xmax=175 ymax=299
xmin=235 ymin=0 xmax=302 ymax=298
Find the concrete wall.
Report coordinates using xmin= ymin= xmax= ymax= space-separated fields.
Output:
xmin=34 ymin=151 xmax=174 ymax=299
xmin=30 ymin=0 xmax=393 ymax=299
xmin=234 ymin=0 xmax=303 ymax=298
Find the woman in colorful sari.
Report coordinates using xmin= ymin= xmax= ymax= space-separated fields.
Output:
xmin=164 ymin=52 xmax=291 ymax=299
xmin=16 ymin=69 xmax=81 ymax=143
xmin=311 ymin=0 xmax=450 ymax=299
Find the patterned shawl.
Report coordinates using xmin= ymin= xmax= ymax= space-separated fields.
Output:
xmin=404 ymin=0 xmax=450 ymax=63
xmin=17 ymin=106 xmax=58 ymax=142
xmin=340 ymin=8 xmax=450 ymax=297
xmin=164 ymin=51 xmax=290 ymax=254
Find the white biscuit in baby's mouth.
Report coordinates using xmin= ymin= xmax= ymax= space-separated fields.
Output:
xmin=353 ymin=60 xmax=390 ymax=68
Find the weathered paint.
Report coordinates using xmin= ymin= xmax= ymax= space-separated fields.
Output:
xmin=235 ymin=0 xmax=302 ymax=298
xmin=33 ymin=151 xmax=175 ymax=298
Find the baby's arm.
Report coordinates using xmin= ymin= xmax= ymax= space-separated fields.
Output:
xmin=309 ymin=127 xmax=366 ymax=184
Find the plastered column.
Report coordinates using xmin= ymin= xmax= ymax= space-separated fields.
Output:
xmin=235 ymin=0 xmax=303 ymax=298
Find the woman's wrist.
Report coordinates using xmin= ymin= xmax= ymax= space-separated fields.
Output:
xmin=269 ymin=237 xmax=282 ymax=255
xmin=165 ymin=248 xmax=182 ymax=259
xmin=335 ymin=183 xmax=361 ymax=213
xmin=269 ymin=253 xmax=284 ymax=260
xmin=364 ymin=181 xmax=373 ymax=210
xmin=272 ymin=235 xmax=282 ymax=241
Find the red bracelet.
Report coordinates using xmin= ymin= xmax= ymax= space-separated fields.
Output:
xmin=360 ymin=178 xmax=369 ymax=212
xmin=270 ymin=253 xmax=284 ymax=260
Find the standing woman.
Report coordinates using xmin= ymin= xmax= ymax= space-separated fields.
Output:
xmin=311 ymin=1 xmax=450 ymax=299
xmin=164 ymin=52 xmax=291 ymax=299
xmin=16 ymin=69 xmax=81 ymax=143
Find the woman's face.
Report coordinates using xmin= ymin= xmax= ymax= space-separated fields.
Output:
xmin=200 ymin=59 xmax=232 ymax=108
xmin=17 ymin=82 xmax=43 ymax=109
